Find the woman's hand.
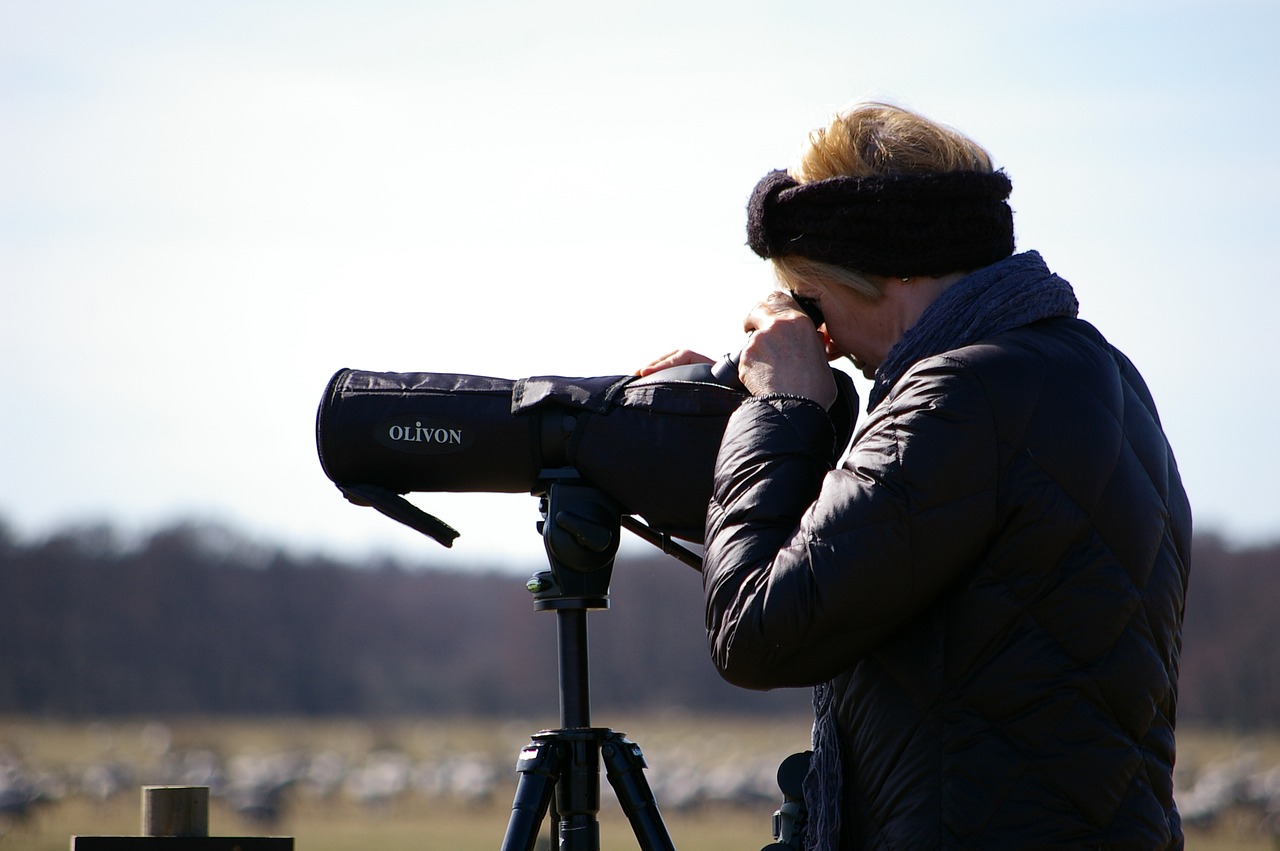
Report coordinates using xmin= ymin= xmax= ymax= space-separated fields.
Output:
xmin=739 ymin=291 xmax=837 ymax=408
xmin=635 ymin=349 xmax=714 ymax=377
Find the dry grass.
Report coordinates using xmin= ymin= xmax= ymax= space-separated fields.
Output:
xmin=2 ymin=716 xmax=1278 ymax=850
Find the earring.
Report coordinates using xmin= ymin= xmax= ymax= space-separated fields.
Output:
xmin=900 ymin=277 xmax=910 ymax=282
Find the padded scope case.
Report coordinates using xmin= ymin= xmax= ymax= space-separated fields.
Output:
xmin=316 ymin=368 xmax=758 ymax=542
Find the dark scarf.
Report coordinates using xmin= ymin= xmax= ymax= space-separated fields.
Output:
xmin=802 ymin=250 xmax=1079 ymax=851
xmin=869 ymin=250 xmax=1079 ymax=410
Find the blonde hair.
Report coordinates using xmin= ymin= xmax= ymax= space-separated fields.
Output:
xmin=774 ymin=102 xmax=998 ymax=298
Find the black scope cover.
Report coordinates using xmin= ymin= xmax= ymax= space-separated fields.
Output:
xmin=317 ymin=370 xmax=538 ymax=496
xmin=316 ymin=368 xmax=754 ymax=541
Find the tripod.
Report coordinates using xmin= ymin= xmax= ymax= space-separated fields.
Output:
xmin=499 ymin=480 xmax=677 ymax=851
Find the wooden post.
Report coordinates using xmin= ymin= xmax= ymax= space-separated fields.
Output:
xmin=71 ymin=784 xmax=293 ymax=849
xmin=141 ymin=786 xmax=209 ymax=837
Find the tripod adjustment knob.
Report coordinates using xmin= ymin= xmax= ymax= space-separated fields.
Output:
xmin=555 ymin=509 xmax=616 ymax=554
xmin=526 ymin=571 xmax=556 ymax=594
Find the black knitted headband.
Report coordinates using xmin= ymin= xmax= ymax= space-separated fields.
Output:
xmin=746 ymin=168 xmax=1015 ymax=277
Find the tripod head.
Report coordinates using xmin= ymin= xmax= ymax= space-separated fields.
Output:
xmin=528 ymin=478 xmax=621 ymax=610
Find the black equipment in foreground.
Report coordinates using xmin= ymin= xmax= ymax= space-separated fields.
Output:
xmin=762 ymin=751 xmax=812 ymax=850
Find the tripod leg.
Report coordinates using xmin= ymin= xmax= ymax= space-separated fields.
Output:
xmin=601 ymin=732 xmax=676 ymax=851
xmin=500 ymin=738 xmax=559 ymax=851
xmin=554 ymin=732 xmax=602 ymax=851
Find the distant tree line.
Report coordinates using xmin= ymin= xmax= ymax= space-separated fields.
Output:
xmin=0 ymin=519 xmax=1275 ymax=728
xmin=0 ymin=520 xmax=804 ymax=718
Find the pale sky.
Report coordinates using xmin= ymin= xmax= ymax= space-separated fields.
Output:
xmin=2 ymin=0 xmax=1277 ymax=570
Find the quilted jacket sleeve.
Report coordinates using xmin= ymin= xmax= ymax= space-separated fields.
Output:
xmin=703 ymin=359 xmax=1000 ymax=689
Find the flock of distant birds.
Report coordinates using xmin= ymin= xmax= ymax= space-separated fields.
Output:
xmin=0 ymin=733 xmax=788 ymax=840
xmin=0 ymin=744 xmax=499 ymax=832
xmin=1175 ymin=751 xmax=1280 ymax=838
xmin=2 ymin=735 xmax=1279 ymax=841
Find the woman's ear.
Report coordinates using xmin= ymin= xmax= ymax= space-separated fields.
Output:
xmin=823 ymin=330 xmax=843 ymax=361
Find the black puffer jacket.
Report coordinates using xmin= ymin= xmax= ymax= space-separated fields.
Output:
xmin=703 ymin=317 xmax=1191 ymax=849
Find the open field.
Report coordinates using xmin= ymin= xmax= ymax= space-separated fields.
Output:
xmin=3 ymin=715 xmax=1279 ymax=850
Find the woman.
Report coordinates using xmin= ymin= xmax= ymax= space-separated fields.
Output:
xmin=641 ymin=103 xmax=1191 ymax=849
